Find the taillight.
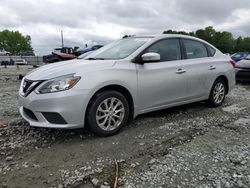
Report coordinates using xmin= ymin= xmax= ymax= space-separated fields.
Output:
xmin=229 ymin=60 xmax=236 ymax=69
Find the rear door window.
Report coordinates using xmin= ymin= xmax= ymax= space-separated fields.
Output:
xmin=183 ymin=39 xmax=208 ymax=59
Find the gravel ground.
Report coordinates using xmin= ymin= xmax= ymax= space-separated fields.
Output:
xmin=0 ymin=65 xmax=250 ymax=188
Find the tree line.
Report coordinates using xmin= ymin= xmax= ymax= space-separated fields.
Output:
xmin=0 ymin=30 xmax=33 ymax=55
xmin=163 ymin=26 xmax=250 ymax=54
xmin=1 ymin=27 xmax=249 ymax=55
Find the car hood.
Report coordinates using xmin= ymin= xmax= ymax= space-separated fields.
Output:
xmin=25 ymin=59 xmax=116 ymax=81
xmin=237 ymin=60 xmax=250 ymax=69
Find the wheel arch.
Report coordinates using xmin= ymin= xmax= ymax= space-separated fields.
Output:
xmin=85 ymin=84 xmax=135 ymax=122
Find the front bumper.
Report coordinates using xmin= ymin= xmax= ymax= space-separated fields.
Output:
xmin=18 ymin=89 xmax=91 ymax=129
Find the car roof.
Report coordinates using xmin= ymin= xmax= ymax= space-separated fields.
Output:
xmin=129 ymin=34 xmax=215 ymax=48
xmin=131 ymin=34 xmax=196 ymax=39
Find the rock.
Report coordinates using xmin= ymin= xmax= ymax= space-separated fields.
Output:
xmin=5 ymin=156 xmax=13 ymax=161
xmin=2 ymin=183 xmax=7 ymax=188
xmin=149 ymin=158 xmax=156 ymax=164
xmin=91 ymin=178 xmax=99 ymax=186
xmin=240 ymin=160 xmax=247 ymax=165
xmin=100 ymin=185 xmax=110 ymax=188
xmin=117 ymin=159 xmax=125 ymax=163
xmin=131 ymin=163 xmax=136 ymax=168
xmin=214 ymin=180 xmax=221 ymax=188
xmin=0 ymin=124 xmax=7 ymax=128
xmin=33 ymin=164 xmax=40 ymax=168
xmin=58 ymin=184 xmax=63 ymax=188
xmin=224 ymin=181 xmax=231 ymax=188
xmin=0 ymin=152 xmax=5 ymax=155
xmin=237 ymin=180 xmax=244 ymax=187
xmin=22 ymin=162 xmax=29 ymax=168
xmin=103 ymin=182 xmax=109 ymax=186
xmin=95 ymin=167 xmax=103 ymax=173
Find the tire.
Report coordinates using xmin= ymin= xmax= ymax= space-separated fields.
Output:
xmin=87 ymin=90 xmax=129 ymax=137
xmin=207 ymin=78 xmax=226 ymax=107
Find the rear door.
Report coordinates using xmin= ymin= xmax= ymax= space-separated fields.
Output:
xmin=136 ymin=38 xmax=188 ymax=112
xmin=181 ymin=39 xmax=216 ymax=100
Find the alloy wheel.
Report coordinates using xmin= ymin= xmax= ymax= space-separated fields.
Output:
xmin=213 ymin=82 xmax=225 ymax=104
xmin=96 ymin=97 xmax=125 ymax=131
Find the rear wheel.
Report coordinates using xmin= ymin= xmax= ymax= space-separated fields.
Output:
xmin=207 ymin=78 xmax=226 ymax=107
xmin=87 ymin=90 xmax=129 ymax=137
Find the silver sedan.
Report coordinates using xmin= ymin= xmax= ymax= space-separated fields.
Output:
xmin=19 ymin=34 xmax=235 ymax=136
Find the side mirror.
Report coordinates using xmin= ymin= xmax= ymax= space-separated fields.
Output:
xmin=141 ymin=52 xmax=160 ymax=63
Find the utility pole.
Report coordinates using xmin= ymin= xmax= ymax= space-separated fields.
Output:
xmin=61 ymin=30 xmax=64 ymax=48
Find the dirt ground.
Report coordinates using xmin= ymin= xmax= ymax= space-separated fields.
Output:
xmin=0 ymin=65 xmax=250 ymax=188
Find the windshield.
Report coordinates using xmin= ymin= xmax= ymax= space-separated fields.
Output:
xmin=231 ymin=53 xmax=241 ymax=58
xmin=245 ymin=55 xmax=250 ymax=60
xmin=86 ymin=37 xmax=151 ymax=60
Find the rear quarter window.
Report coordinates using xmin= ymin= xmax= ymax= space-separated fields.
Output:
xmin=206 ymin=45 xmax=216 ymax=57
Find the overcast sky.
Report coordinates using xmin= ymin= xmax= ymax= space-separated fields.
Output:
xmin=1 ymin=0 xmax=250 ymax=55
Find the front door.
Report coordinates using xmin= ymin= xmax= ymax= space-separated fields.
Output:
xmin=136 ymin=38 xmax=187 ymax=112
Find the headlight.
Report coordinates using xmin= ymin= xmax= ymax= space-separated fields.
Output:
xmin=35 ymin=75 xmax=81 ymax=94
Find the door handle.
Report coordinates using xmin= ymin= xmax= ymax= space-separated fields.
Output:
xmin=176 ymin=68 xmax=186 ymax=74
xmin=209 ymin=65 xmax=216 ymax=70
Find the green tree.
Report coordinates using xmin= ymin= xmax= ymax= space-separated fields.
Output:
xmin=195 ymin=26 xmax=216 ymax=45
xmin=214 ymin=31 xmax=234 ymax=53
xmin=242 ymin=37 xmax=250 ymax=52
xmin=163 ymin=29 xmax=195 ymax=36
xmin=163 ymin=29 xmax=190 ymax=36
xmin=163 ymin=26 xmax=241 ymax=53
xmin=234 ymin=37 xmax=243 ymax=52
xmin=0 ymin=30 xmax=33 ymax=54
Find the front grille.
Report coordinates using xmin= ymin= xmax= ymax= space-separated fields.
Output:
xmin=42 ymin=112 xmax=67 ymax=124
xmin=23 ymin=107 xmax=38 ymax=121
xmin=22 ymin=79 xmax=41 ymax=97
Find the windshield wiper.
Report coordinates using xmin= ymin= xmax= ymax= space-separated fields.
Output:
xmin=86 ymin=57 xmax=105 ymax=60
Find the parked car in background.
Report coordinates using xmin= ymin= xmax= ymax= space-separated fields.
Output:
xmin=19 ymin=34 xmax=235 ymax=136
xmin=15 ymin=59 xmax=27 ymax=65
xmin=17 ymin=51 xmax=35 ymax=56
xmin=43 ymin=47 xmax=76 ymax=63
xmin=1 ymin=57 xmax=14 ymax=65
xmin=74 ymin=45 xmax=103 ymax=56
xmin=43 ymin=45 xmax=103 ymax=63
xmin=231 ymin=52 xmax=249 ymax=62
xmin=77 ymin=50 xmax=94 ymax=59
xmin=0 ymin=49 xmax=10 ymax=56
xmin=236 ymin=55 xmax=250 ymax=82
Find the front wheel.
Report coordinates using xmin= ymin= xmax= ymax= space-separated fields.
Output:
xmin=207 ymin=79 xmax=226 ymax=107
xmin=87 ymin=91 xmax=129 ymax=137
